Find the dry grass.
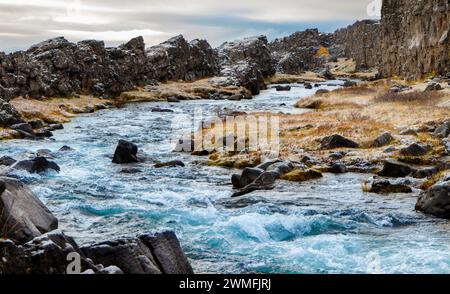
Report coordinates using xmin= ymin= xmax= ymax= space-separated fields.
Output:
xmin=10 ymin=95 xmax=110 ymax=124
xmin=265 ymin=72 xmax=325 ymax=84
xmin=119 ymin=79 xmax=247 ymax=105
xmin=374 ymin=91 xmax=444 ymax=104
xmin=204 ymin=79 xmax=450 ymax=168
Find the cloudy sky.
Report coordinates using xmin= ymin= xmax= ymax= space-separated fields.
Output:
xmin=0 ymin=0 xmax=381 ymax=52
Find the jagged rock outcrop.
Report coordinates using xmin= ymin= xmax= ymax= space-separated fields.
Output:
xmin=0 ymin=35 xmax=220 ymax=100
xmin=380 ymin=0 xmax=450 ymax=79
xmin=334 ymin=20 xmax=381 ymax=70
xmin=0 ymin=98 xmax=24 ymax=127
xmin=217 ymin=36 xmax=275 ymax=94
xmin=269 ymin=29 xmax=333 ymax=74
xmin=0 ymin=36 xmax=153 ymax=99
xmin=146 ymin=35 xmax=219 ymax=82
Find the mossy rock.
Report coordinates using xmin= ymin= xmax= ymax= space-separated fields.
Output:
xmin=281 ymin=169 xmax=323 ymax=182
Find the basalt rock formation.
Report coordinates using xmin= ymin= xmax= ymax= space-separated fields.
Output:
xmin=146 ymin=35 xmax=220 ymax=82
xmin=334 ymin=20 xmax=381 ymax=70
xmin=217 ymin=36 xmax=275 ymax=94
xmin=269 ymin=29 xmax=334 ymax=74
xmin=380 ymin=0 xmax=450 ymax=79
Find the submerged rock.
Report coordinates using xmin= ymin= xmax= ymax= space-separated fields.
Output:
xmin=0 ymin=155 xmax=16 ymax=166
xmin=0 ymin=177 xmax=58 ymax=243
xmin=399 ymin=143 xmax=431 ymax=157
xmin=112 ymin=140 xmax=139 ymax=164
xmin=154 ymin=160 xmax=185 ymax=168
xmin=320 ymin=134 xmax=359 ymax=149
xmin=12 ymin=157 xmax=60 ymax=173
xmin=416 ymin=181 xmax=450 ymax=219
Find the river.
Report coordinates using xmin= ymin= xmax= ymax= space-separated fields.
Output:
xmin=1 ymin=81 xmax=450 ymax=274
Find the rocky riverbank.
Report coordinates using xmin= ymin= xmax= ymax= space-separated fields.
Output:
xmin=0 ymin=152 xmax=193 ymax=274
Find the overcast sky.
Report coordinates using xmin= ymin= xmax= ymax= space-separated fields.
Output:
xmin=0 ymin=0 xmax=381 ymax=52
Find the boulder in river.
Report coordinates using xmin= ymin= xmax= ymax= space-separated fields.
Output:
xmin=10 ymin=123 xmax=34 ymax=135
xmin=0 ymin=156 xmax=16 ymax=166
xmin=12 ymin=157 xmax=60 ymax=173
xmin=378 ymin=159 xmax=416 ymax=178
xmin=369 ymin=179 xmax=412 ymax=194
xmin=416 ymin=180 xmax=450 ymax=219
xmin=154 ymin=160 xmax=185 ymax=168
xmin=232 ymin=167 xmax=264 ymax=189
xmin=0 ymin=177 xmax=58 ymax=243
xmin=112 ymin=140 xmax=139 ymax=164
xmin=274 ymin=85 xmax=291 ymax=91
xmin=320 ymin=134 xmax=359 ymax=149
xmin=281 ymin=168 xmax=323 ymax=182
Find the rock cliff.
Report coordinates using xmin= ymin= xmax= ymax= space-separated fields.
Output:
xmin=380 ymin=0 xmax=450 ymax=79
xmin=334 ymin=20 xmax=381 ymax=70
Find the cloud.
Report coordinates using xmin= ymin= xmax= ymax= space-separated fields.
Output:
xmin=0 ymin=0 xmax=380 ymax=52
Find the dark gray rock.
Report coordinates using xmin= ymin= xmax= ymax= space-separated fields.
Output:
xmin=0 ymin=155 xmax=16 ymax=166
xmin=328 ymin=163 xmax=348 ymax=174
xmin=343 ymin=80 xmax=357 ymax=87
xmin=232 ymin=171 xmax=277 ymax=197
xmin=232 ymin=167 xmax=264 ymax=189
xmin=372 ymin=132 xmax=395 ymax=148
xmin=154 ymin=160 xmax=185 ymax=168
xmin=320 ymin=134 xmax=359 ymax=149
xmin=275 ymin=85 xmax=291 ymax=91
xmin=10 ymin=123 xmax=33 ymax=134
xmin=146 ymin=35 xmax=219 ymax=82
xmin=369 ymin=179 xmax=412 ymax=194
xmin=416 ymin=181 xmax=450 ymax=219
xmin=139 ymin=231 xmax=194 ymax=274
xmin=12 ymin=157 xmax=60 ymax=173
xmin=399 ymin=143 xmax=431 ymax=156
xmin=0 ymin=177 xmax=58 ymax=243
xmin=81 ymin=237 xmax=162 ymax=274
xmin=378 ymin=159 xmax=416 ymax=178
xmin=0 ymin=230 xmax=98 ymax=274
xmin=424 ymin=83 xmax=443 ymax=92
xmin=151 ymin=107 xmax=174 ymax=113
xmin=0 ymin=99 xmax=24 ymax=128
xmin=59 ymin=145 xmax=74 ymax=152
xmin=112 ymin=140 xmax=139 ymax=164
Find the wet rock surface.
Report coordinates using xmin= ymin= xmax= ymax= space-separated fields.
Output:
xmin=112 ymin=140 xmax=139 ymax=164
xmin=416 ymin=180 xmax=450 ymax=219
xmin=0 ymin=177 xmax=58 ymax=243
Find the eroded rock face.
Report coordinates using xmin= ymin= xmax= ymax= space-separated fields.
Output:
xmin=379 ymin=0 xmax=450 ymax=79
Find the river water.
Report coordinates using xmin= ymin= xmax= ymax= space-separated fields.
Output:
xmin=1 ymin=81 xmax=450 ymax=274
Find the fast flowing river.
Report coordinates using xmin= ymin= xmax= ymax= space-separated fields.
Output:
xmin=1 ymin=81 xmax=450 ymax=274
